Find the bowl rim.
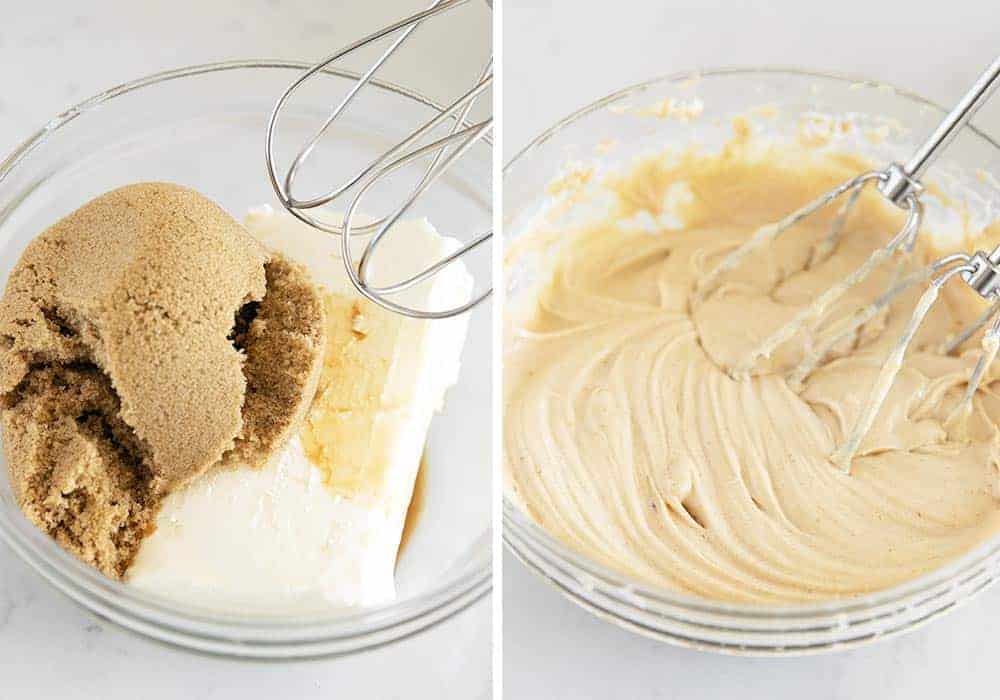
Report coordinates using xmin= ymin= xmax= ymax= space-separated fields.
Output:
xmin=502 ymin=65 xmax=1000 ymax=628
xmin=0 ymin=58 xmax=491 ymax=658
xmin=503 ymin=64 xmax=1000 ymax=174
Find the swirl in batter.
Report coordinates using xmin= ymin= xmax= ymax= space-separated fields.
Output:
xmin=504 ymin=137 xmax=1000 ymax=603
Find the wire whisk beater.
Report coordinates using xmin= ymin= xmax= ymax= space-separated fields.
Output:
xmin=266 ymin=0 xmax=492 ymax=319
xmin=698 ymin=56 xmax=1000 ymax=471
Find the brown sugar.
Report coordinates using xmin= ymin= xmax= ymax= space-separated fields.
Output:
xmin=0 ymin=183 xmax=325 ymax=577
xmin=224 ymin=255 xmax=325 ymax=468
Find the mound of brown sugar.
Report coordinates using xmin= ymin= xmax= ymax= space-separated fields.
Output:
xmin=225 ymin=255 xmax=326 ymax=468
xmin=0 ymin=183 xmax=325 ymax=577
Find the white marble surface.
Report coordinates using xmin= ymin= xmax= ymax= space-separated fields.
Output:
xmin=0 ymin=2 xmax=491 ymax=699
xmin=503 ymin=552 xmax=1000 ymax=700
xmin=1 ymin=556 xmax=490 ymax=699
xmin=503 ymin=1 xmax=1000 ymax=698
xmin=502 ymin=0 xmax=999 ymax=159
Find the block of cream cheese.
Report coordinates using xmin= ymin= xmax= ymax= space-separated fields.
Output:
xmin=125 ymin=208 xmax=473 ymax=611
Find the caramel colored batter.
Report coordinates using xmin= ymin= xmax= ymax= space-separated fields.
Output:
xmin=504 ymin=137 xmax=1000 ymax=603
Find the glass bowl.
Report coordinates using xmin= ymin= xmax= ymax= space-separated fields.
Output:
xmin=503 ymin=67 xmax=1000 ymax=656
xmin=0 ymin=60 xmax=491 ymax=659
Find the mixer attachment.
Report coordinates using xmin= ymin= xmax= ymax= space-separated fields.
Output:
xmin=265 ymin=0 xmax=492 ymax=319
xmin=696 ymin=56 xmax=1000 ymax=471
xmin=830 ymin=249 xmax=1000 ymax=471
xmin=696 ymin=170 xmax=923 ymax=379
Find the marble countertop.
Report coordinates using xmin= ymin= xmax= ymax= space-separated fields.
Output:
xmin=1 ymin=555 xmax=490 ymax=699
xmin=502 ymin=1 xmax=999 ymax=699
xmin=503 ymin=552 xmax=1000 ymax=699
xmin=0 ymin=2 xmax=491 ymax=699
xmin=502 ymin=0 xmax=999 ymax=159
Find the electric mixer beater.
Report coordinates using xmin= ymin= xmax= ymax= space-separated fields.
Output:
xmin=265 ymin=0 xmax=492 ymax=319
xmin=697 ymin=56 xmax=1000 ymax=472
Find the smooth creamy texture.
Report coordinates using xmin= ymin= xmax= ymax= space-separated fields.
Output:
xmin=127 ymin=210 xmax=472 ymax=611
xmin=505 ymin=139 xmax=1000 ymax=603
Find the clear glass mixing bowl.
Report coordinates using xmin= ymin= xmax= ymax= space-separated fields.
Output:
xmin=0 ymin=61 xmax=491 ymax=659
xmin=503 ymin=67 xmax=1000 ymax=656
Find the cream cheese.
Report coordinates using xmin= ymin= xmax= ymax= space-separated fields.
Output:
xmin=126 ymin=210 xmax=472 ymax=611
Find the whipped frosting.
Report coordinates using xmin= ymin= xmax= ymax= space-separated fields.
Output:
xmin=504 ymin=136 xmax=1000 ymax=603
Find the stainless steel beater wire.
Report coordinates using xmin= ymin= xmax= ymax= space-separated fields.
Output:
xmin=832 ymin=260 xmax=975 ymax=471
xmin=356 ymin=122 xmax=493 ymax=294
xmin=696 ymin=170 xmax=883 ymax=300
xmin=261 ymin=0 xmax=493 ymax=318
xmin=940 ymin=297 xmax=1000 ymax=355
xmin=827 ymin=57 xmax=1000 ymax=466
xmin=357 ymin=59 xmax=492 ymax=264
xmin=264 ymin=0 xmax=472 ymax=232
xmin=284 ymin=59 xmax=490 ymax=215
xmin=282 ymin=0 xmax=458 ymax=206
xmin=363 ymin=227 xmax=491 ymax=296
xmin=809 ymin=185 xmax=864 ymax=268
xmin=935 ymin=251 xmax=980 ymax=268
xmin=357 ymin=118 xmax=493 ymax=293
xmin=945 ymin=311 xmax=1000 ymax=426
xmin=347 ymin=121 xmax=491 ymax=291
xmin=787 ymin=252 xmax=968 ymax=389
xmin=267 ymin=73 xmax=490 ymax=238
xmin=734 ymin=191 xmax=922 ymax=375
xmin=342 ymin=123 xmax=492 ymax=318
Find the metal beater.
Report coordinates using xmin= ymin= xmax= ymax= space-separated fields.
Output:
xmin=264 ymin=0 xmax=492 ymax=319
xmin=698 ymin=56 xmax=1000 ymax=472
